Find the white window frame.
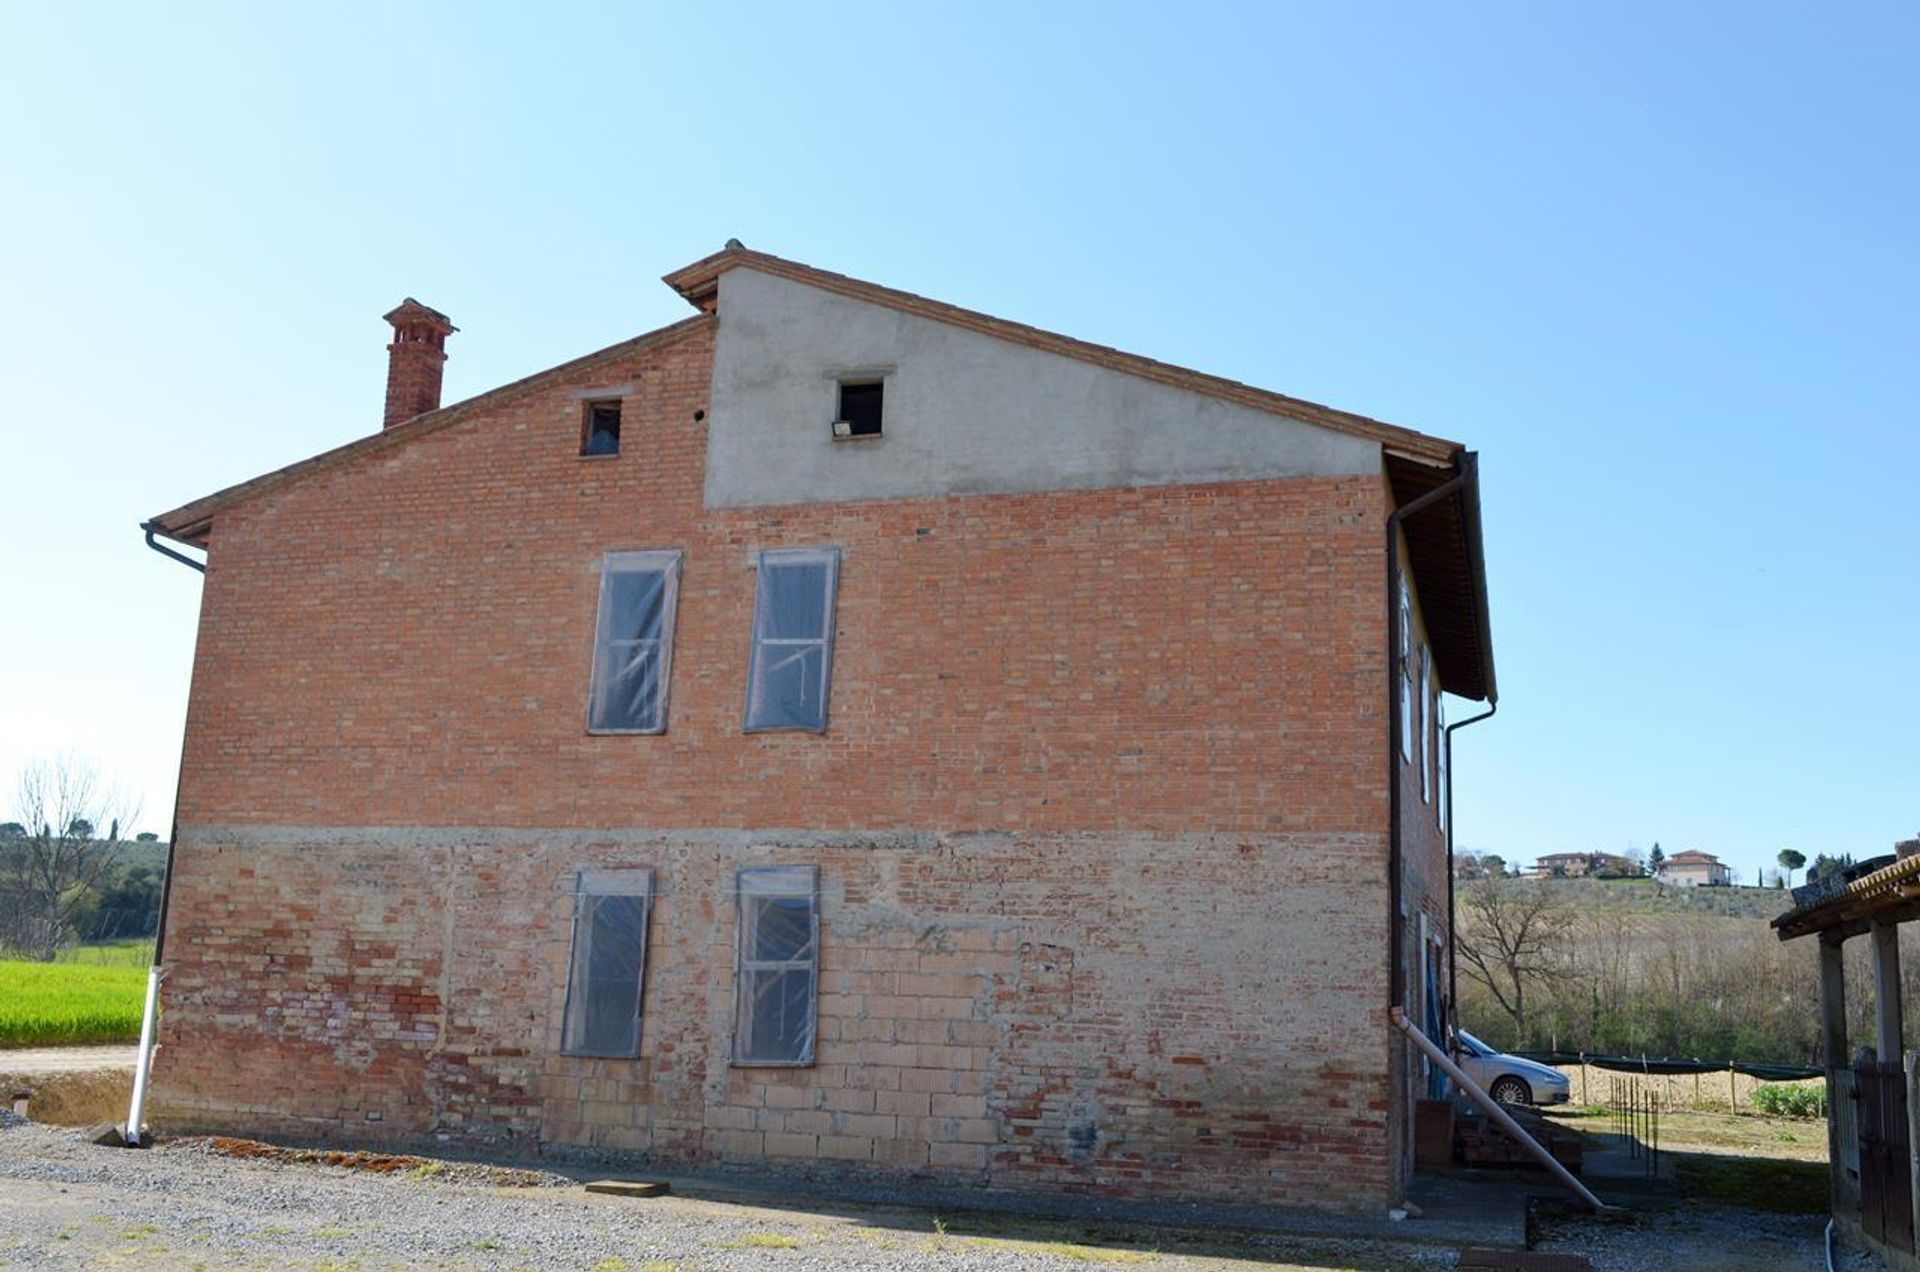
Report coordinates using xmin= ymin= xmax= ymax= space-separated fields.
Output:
xmin=559 ymin=868 xmax=654 ymax=1059
xmin=1437 ymin=695 xmax=1450 ymax=834
xmin=585 ymin=549 xmax=683 ymax=735
xmin=743 ymin=547 xmax=841 ymax=733
xmin=732 ymin=865 xmax=820 ymax=1067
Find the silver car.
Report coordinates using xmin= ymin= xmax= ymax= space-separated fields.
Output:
xmin=1455 ymin=1030 xmax=1573 ymax=1106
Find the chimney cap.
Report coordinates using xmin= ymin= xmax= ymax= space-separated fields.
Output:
xmin=383 ymin=297 xmax=457 ymax=332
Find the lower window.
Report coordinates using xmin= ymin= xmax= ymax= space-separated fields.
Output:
xmin=733 ymin=866 xmax=819 ymax=1065
xmin=561 ymin=869 xmax=653 ymax=1057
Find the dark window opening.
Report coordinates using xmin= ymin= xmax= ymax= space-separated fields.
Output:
xmin=582 ymin=400 xmax=622 ymax=456
xmin=836 ymin=381 xmax=883 ymax=437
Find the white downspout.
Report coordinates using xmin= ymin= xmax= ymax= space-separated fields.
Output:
xmin=131 ymin=522 xmax=200 ymax=1149
xmin=123 ymin=965 xmax=161 ymax=1145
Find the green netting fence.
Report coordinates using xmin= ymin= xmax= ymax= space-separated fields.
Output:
xmin=1514 ymin=1050 xmax=1821 ymax=1081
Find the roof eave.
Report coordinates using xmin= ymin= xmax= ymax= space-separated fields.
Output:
xmin=1387 ymin=449 xmax=1497 ymax=703
xmin=143 ymin=314 xmax=714 ymax=545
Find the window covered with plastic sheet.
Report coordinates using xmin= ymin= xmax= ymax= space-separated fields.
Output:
xmin=561 ymin=869 xmax=653 ymax=1058
xmin=733 ymin=866 xmax=819 ymax=1065
xmin=1398 ymin=577 xmax=1415 ymax=762
xmin=1419 ymin=644 xmax=1433 ymax=805
xmin=744 ymin=548 xmax=840 ymax=732
xmin=587 ymin=550 xmax=682 ymax=733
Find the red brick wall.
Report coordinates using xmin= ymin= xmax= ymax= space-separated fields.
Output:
xmin=155 ymin=828 xmax=1392 ymax=1209
xmin=155 ymin=319 xmax=1407 ymax=1212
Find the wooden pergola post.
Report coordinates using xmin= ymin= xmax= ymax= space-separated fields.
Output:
xmin=1874 ymin=919 xmax=1905 ymax=1064
xmin=1821 ymin=934 xmax=1851 ymax=1208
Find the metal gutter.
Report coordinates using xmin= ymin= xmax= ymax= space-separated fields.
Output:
xmin=124 ymin=522 xmax=205 ymax=1146
xmin=1443 ymin=699 xmax=1497 ymax=1043
xmin=141 ymin=521 xmax=205 ymax=574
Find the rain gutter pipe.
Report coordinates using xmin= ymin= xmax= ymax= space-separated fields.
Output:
xmin=1443 ymin=699 xmax=1496 ymax=1044
xmin=125 ymin=521 xmax=204 ymax=1146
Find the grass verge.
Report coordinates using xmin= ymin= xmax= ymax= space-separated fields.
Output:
xmin=0 ymin=956 xmax=146 ymax=1047
xmin=1670 ymin=1151 xmax=1830 ymax=1213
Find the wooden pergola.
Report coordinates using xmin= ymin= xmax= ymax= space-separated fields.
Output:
xmin=1774 ymin=843 xmax=1920 ymax=1268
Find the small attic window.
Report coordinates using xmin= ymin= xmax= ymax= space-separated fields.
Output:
xmin=834 ymin=380 xmax=883 ymax=439
xmin=582 ymin=400 xmax=622 ymax=456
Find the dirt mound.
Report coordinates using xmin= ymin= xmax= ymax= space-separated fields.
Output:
xmin=0 ymin=1066 xmax=132 ymax=1126
xmin=162 ymin=1136 xmax=570 ymax=1187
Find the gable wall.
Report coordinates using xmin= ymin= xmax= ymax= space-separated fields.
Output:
xmin=155 ymin=309 xmax=1405 ymax=1214
xmin=175 ymin=319 xmax=1388 ymax=835
xmin=705 ymin=267 xmax=1380 ymax=509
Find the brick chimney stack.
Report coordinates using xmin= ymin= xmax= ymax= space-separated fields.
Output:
xmin=382 ymin=298 xmax=456 ymax=430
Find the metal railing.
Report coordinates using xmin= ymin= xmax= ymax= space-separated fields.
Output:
xmin=1609 ymin=1076 xmax=1662 ymax=1176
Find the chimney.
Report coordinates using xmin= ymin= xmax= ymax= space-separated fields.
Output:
xmin=382 ymin=298 xmax=456 ymax=430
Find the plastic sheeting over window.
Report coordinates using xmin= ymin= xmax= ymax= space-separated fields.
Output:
xmin=744 ymin=548 xmax=840 ymax=732
xmin=561 ymin=869 xmax=653 ymax=1058
xmin=1398 ymin=577 xmax=1415 ymax=762
xmin=1419 ymin=644 xmax=1433 ymax=805
xmin=587 ymin=550 xmax=682 ymax=733
xmin=733 ymin=865 xmax=818 ymax=1065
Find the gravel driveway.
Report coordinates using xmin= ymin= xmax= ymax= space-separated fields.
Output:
xmin=1534 ymin=1202 xmax=1882 ymax=1272
xmin=0 ymin=1115 xmax=1451 ymax=1271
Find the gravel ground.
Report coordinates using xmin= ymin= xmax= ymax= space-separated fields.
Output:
xmin=1535 ymin=1201 xmax=1885 ymax=1272
xmin=0 ymin=1116 xmax=1454 ymax=1271
xmin=3 ymin=1112 xmax=1886 ymax=1271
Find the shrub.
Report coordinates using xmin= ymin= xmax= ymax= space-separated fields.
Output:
xmin=1753 ymin=1081 xmax=1826 ymax=1119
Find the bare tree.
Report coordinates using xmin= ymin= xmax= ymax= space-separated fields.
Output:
xmin=0 ymin=756 xmax=139 ymax=960
xmin=1456 ymin=877 xmax=1575 ymax=1047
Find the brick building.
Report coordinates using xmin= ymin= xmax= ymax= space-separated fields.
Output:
xmin=141 ymin=243 xmax=1496 ymax=1215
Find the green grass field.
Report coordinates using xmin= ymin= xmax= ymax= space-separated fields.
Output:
xmin=0 ymin=941 xmax=151 ymax=1047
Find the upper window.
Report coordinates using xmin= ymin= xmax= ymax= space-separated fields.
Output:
xmin=1437 ymin=695 xmax=1449 ymax=834
xmin=587 ymin=550 xmax=683 ymax=734
xmin=834 ymin=380 xmax=884 ymax=438
xmin=561 ymin=869 xmax=653 ymax=1057
xmin=1398 ymin=578 xmax=1415 ymax=762
xmin=744 ymin=547 xmax=841 ymax=732
xmin=1419 ymin=645 xmax=1433 ymax=805
xmin=733 ymin=866 xmax=820 ymax=1066
xmin=582 ymin=400 xmax=622 ymax=456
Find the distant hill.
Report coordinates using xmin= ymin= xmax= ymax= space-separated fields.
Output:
xmin=113 ymin=838 xmax=169 ymax=867
xmin=1499 ymin=876 xmax=1793 ymax=920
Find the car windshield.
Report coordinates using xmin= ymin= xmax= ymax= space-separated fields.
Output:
xmin=1457 ymin=1030 xmax=1495 ymax=1058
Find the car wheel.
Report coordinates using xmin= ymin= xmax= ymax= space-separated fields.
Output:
xmin=1489 ymin=1076 xmax=1532 ymax=1106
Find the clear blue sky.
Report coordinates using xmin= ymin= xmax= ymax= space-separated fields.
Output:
xmin=2 ymin=4 xmax=1913 ymax=880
